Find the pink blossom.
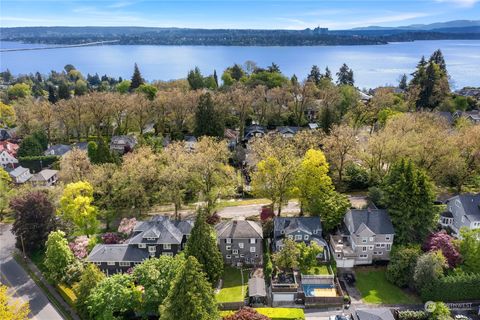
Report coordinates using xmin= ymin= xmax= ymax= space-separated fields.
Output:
xmin=69 ymin=236 xmax=89 ymax=259
xmin=102 ymin=232 xmax=121 ymax=244
xmin=118 ymin=217 xmax=137 ymax=235
xmin=423 ymin=230 xmax=461 ymax=268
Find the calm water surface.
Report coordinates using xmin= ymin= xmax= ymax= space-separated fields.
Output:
xmin=1 ymin=40 xmax=479 ymax=89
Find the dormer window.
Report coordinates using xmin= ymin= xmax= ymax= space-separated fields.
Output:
xmin=147 ymin=237 xmax=156 ymax=241
xmin=385 ymin=235 xmax=391 ymax=241
xmin=226 ymin=238 xmax=232 ymax=244
xmin=281 ymin=230 xmax=285 ymax=234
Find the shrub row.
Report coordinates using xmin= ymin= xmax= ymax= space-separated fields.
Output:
xmin=397 ymin=310 xmax=428 ymax=320
xmin=421 ymin=273 xmax=480 ymax=301
xmin=19 ymin=155 xmax=59 ymax=173
xmin=220 ymin=308 xmax=305 ymax=320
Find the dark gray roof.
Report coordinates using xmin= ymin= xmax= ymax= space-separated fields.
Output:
xmin=274 ymin=217 xmax=322 ymax=237
xmin=216 ymin=218 xmax=263 ymax=239
xmin=436 ymin=111 xmax=454 ymax=124
xmin=111 ymin=135 xmax=137 ymax=146
xmin=87 ymin=244 xmax=149 ymax=262
xmin=0 ymin=129 xmax=12 ymax=141
xmin=72 ymin=142 xmax=88 ymax=150
xmin=346 ymin=209 xmax=394 ymax=235
xmin=355 ymin=308 xmax=394 ymax=320
xmin=277 ymin=126 xmax=300 ymax=135
xmin=129 ymin=216 xmax=188 ymax=245
xmin=8 ymin=166 xmax=30 ymax=178
xmin=450 ymin=193 xmax=480 ymax=221
xmin=184 ymin=135 xmax=197 ymax=143
xmin=44 ymin=144 xmax=71 ymax=156
xmin=173 ymin=220 xmax=194 ymax=235
xmin=248 ymin=277 xmax=266 ymax=297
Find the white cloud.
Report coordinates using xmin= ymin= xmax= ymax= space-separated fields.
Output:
xmin=436 ymin=0 xmax=479 ymax=7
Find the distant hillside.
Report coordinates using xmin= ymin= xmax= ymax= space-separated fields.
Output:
xmin=1 ymin=20 xmax=479 ymax=47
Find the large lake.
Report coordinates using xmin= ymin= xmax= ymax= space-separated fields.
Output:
xmin=1 ymin=40 xmax=479 ymax=89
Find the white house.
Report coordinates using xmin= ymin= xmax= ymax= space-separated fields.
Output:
xmin=0 ymin=150 xmax=18 ymax=168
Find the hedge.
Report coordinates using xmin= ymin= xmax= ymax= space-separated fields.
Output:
xmin=19 ymin=155 xmax=59 ymax=173
xmin=57 ymin=284 xmax=77 ymax=308
xmin=220 ymin=308 xmax=305 ymax=320
xmin=397 ymin=310 xmax=428 ymax=320
xmin=421 ymin=273 xmax=480 ymax=301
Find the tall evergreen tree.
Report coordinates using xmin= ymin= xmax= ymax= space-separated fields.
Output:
xmin=324 ymin=67 xmax=332 ymax=80
xmin=399 ymin=74 xmax=408 ymax=90
xmin=58 ymin=82 xmax=71 ymax=100
xmin=159 ymin=256 xmax=219 ymax=320
xmin=194 ymin=92 xmax=225 ymax=137
xmin=336 ymin=63 xmax=354 ymax=86
xmin=213 ymin=69 xmax=219 ymax=87
xmin=130 ymin=63 xmax=144 ymax=90
xmin=429 ymin=49 xmax=447 ymax=73
xmin=381 ymin=159 xmax=436 ymax=244
xmin=291 ymin=74 xmax=299 ymax=86
xmin=48 ymin=85 xmax=57 ymax=104
xmin=307 ymin=65 xmax=321 ymax=85
xmin=184 ymin=211 xmax=223 ymax=285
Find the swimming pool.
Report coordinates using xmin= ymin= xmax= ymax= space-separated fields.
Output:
xmin=303 ymin=284 xmax=335 ymax=297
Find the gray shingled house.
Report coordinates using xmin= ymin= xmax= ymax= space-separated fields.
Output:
xmin=354 ymin=308 xmax=395 ymax=320
xmin=215 ymin=217 xmax=263 ymax=266
xmin=273 ymin=217 xmax=329 ymax=261
xmin=440 ymin=193 xmax=480 ymax=238
xmin=330 ymin=209 xmax=394 ymax=268
xmin=87 ymin=216 xmax=193 ymax=275
xmin=109 ymin=135 xmax=137 ymax=154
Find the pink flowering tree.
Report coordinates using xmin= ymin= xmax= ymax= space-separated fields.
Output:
xmin=118 ymin=217 xmax=137 ymax=236
xmin=69 ymin=236 xmax=89 ymax=259
xmin=102 ymin=232 xmax=121 ymax=244
xmin=423 ymin=230 xmax=461 ymax=268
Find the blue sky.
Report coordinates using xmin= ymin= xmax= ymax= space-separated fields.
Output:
xmin=1 ymin=0 xmax=479 ymax=29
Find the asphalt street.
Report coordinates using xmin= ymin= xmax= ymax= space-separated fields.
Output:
xmin=0 ymin=223 xmax=64 ymax=320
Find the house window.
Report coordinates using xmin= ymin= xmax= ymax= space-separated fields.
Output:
xmin=369 ymin=246 xmax=374 ymax=250
xmin=226 ymin=245 xmax=231 ymax=251
xmin=250 ymin=238 xmax=256 ymax=244
xmin=94 ymin=262 xmax=101 ymax=265
xmin=369 ymin=237 xmax=374 ymax=241
xmin=148 ymin=246 xmax=156 ymax=253
xmin=226 ymin=255 xmax=231 ymax=259
xmin=250 ymin=247 xmax=256 ymax=253
xmin=380 ymin=244 xmax=386 ymax=248
xmin=374 ymin=251 xmax=382 ymax=255
xmin=295 ymin=235 xmax=302 ymax=241
xmin=255 ymin=254 xmax=259 ymax=257
xmin=313 ymin=229 xmax=318 ymax=234
xmin=232 ymin=249 xmax=239 ymax=254
xmin=386 ymin=244 xmax=391 ymax=251
xmin=362 ymin=238 xmax=367 ymax=243
xmin=162 ymin=252 xmax=173 ymax=256
xmin=226 ymin=238 xmax=232 ymax=244
xmin=304 ymin=235 xmax=309 ymax=240
xmin=147 ymin=237 xmax=156 ymax=241
xmin=473 ymin=222 xmax=480 ymax=228
xmin=163 ymin=244 xmax=171 ymax=250
xmin=107 ymin=262 xmax=115 ymax=266
xmin=375 ymin=243 xmax=381 ymax=248
xmin=362 ymin=246 xmax=367 ymax=252
xmin=385 ymin=235 xmax=391 ymax=241
xmin=288 ymin=235 xmax=293 ymax=240
xmin=337 ymin=254 xmax=341 ymax=258
xmin=240 ymin=254 xmax=244 ymax=258
xmin=359 ymin=254 xmax=368 ymax=259
xmin=119 ymin=262 xmax=130 ymax=267
xmin=281 ymin=230 xmax=285 ymax=234
xmin=239 ymin=243 xmax=244 ymax=249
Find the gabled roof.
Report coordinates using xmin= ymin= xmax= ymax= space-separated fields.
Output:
xmin=129 ymin=216 xmax=188 ymax=245
xmin=184 ymin=135 xmax=197 ymax=143
xmin=277 ymin=126 xmax=300 ymax=135
xmin=72 ymin=142 xmax=89 ymax=150
xmin=44 ymin=144 xmax=71 ymax=156
xmin=30 ymin=169 xmax=58 ymax=182
xmin=111 ymin=135 xmax=137 ymax=146
xmin=355 ymin=308 xmax=394 ymax=320
xmin=308 ymin=123 xmax=318 ymax=130
xmin=87 ymin=244 xmax=149 ymax=262
xmin=346 ymin=209 xmax=394 ymax=235
xmin=215 ymin=217 xmax=263 ymax=239
xmin=8 ymin=166 xmax=30 ymax=178
xmin=447 ymin=193 xmax=480 ymax=222
xmin=274 ymin=217 xmax=322 ymax=235
xmin=248 ymin=277 xmax=266 ymax=297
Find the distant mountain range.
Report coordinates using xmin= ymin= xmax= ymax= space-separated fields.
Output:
xmin=351 ymin=20 xmax=480 ymax=31
xmin=1 ymin=20 xmax=479 ymax=47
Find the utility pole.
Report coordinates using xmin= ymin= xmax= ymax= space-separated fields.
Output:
xmin=20 ymin=234 xmax=26 ymax=259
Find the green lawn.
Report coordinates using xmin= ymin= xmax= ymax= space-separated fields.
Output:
xmin=216 ymin=266 xmax=246 ymax=303
xmin=355 ymin=269 xmax=420 ymax=304
xmin=220 ymin=308 xmax=305 ymax=320
xmin=303 ymin=265 xmax=330 ymax=275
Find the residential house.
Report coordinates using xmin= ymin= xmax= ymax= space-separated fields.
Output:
xmin=308 ymin=123 xmax=318 ymax=130
xmin=44 ymin=144 xmax=71 ymax=157
xmin=330 ymin=209 xmax=394 ymax=268
xmin=354 ymin=308 xmax=395 ymax=320
xmin=109 ymin=135 xmax=137 ymax=154
xmin=87 ymin=216 xmax=193 ymax=275
xmin=0 ymin=150 xmax=18 ymax=168
xmin=72 ymin=142 xmax=89 ymax=151
xmin=440 ymin=194 xmax=480 ymax=237
xmin=276 ymin=126 xmax=300 ymax=138
xmin=0 ymin=141 xmax=19 ymax=156
xmin=453 ymin=110 xmax=480 ymax=125
xmin=215 ymin=217 xmax=263 ymax=266
xmin=243 ymin=125 xmax=266 ymax=143
xmin=30 ymin=169 xmax=59 ymax=187
xmin=436 ymin=111 xmax=454 ymax=125
xmin=7 ymin=166 xmax=32 ymax=184
xmin=184 ymin=135 xmax=197 ymax=152
xmin=273 ymin=217 xmax=329 ymax=261
xmin=0 ymin=128 xmax=16 ymax=141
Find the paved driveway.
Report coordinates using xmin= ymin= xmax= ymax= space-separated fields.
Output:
xmin=0 ymin=224 xmax=63 ymax=320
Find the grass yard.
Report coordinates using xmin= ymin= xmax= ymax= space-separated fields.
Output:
xmin=355 ymin=268 xmax=420 ymax=304
xmin=303 ymin=265 xmax=330 ymax=275
xmin=216 ymin=266 xmax=246 ymax=303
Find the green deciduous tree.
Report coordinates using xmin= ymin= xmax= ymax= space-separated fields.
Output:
xmin=185 ymin=211 xmax=223 ymax=285
xmin=0 ymin=102 xmax=16 ymax=127
xmin=386 ymin=245 xmax=422 ymax=288
xmin=73 ymin=263 xmax=105 ymax=319
xmin=133 ymin=255 xmax=185 ymax=315
xmin=297 ymin=241 xmax=323 ymax=273
xmin=381 ymin=160 xmax=436 ymax=244
xmin=11 ymin=191 xmax=56 ymax=254
xmin=413 ymin=251 xmax=446 ymax=292
xmin=58 ymin=181 xmax=99 ymax=236
xmin=86 ymin=273 xmax=142 ymax=320
xmin=272 ymin=238 xmax=300 ymax=270
xmin=44 ymin=230 xmax=74 ymax=283
xmin=136 ymin=84 xmax=158 ymax=100
xmin=0 ymin=168 xmax=14 ymax=222
xmin=187 ymin=67 xmax=205 ymax=90
xmin=457 ymin=228 xmax=480 ymax=274
xmin=0 ymin=284 xmax=30 ymax=320
xmin=7 ymin=83 xmax=31 ymax=100
xmin=159 ymin=256 xmax=219 ymax=320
